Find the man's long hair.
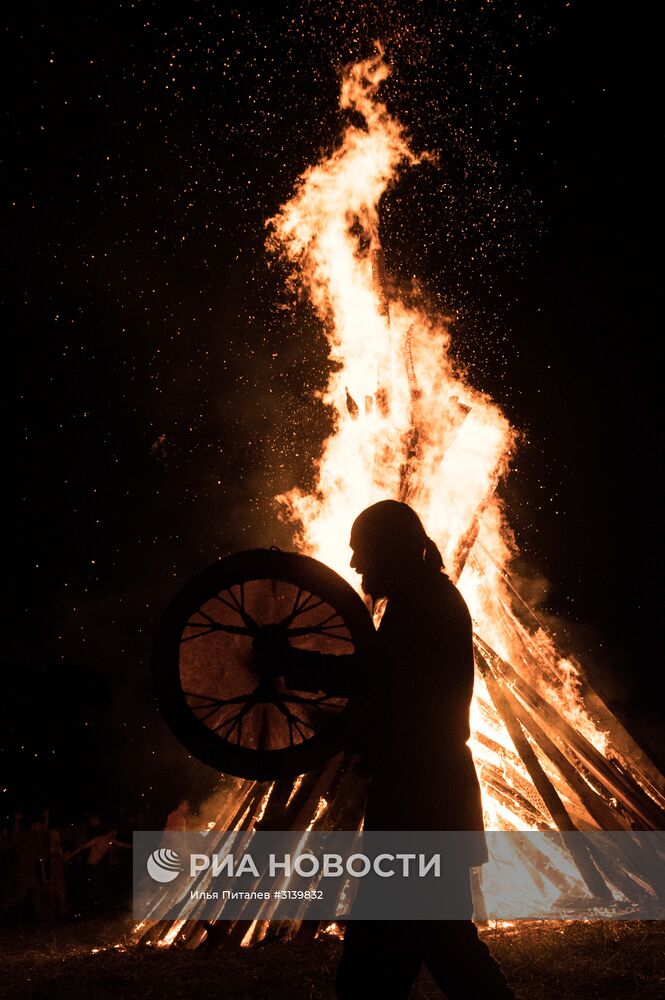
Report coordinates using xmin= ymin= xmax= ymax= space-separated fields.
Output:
xmin=353 ymin=500 xmax=448 ymax=579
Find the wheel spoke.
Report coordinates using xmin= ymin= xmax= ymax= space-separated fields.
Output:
xmin=287 ymin=623 xmax=354 ymax=642
xmin=290 ymin=714 xmax=313 ymax=743
xmin=182 ymin=620 xmax=252 ymax=641
xmin=300 ymin=609 xmax=339 ymax=629
xmin=196 ymin=703 xmax=228 ymax=724
xmin=183 ymin=690 xmax=258 ymax=733
xmin=183 ymin=690 xmax=256 ymax=708
xmin=281 ymin=692 xmax=344 ymax=710
xmin=271 ymin=697 xmax=316 ymax=746
xmin=286 ymin=608 xmax=351 ymax=639
xmin=214 ymin=695 xmax=258 ymax=744
xmin=213 ymin=586 xmax=258 ymax=631
xmin=278 ymin=589 xmax=328 ymax=627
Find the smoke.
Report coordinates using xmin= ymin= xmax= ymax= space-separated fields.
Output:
xmin=508 ymin=562 xmax=664 ymax=766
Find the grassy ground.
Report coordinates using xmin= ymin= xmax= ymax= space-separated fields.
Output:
xmin=1 ymin=917 xmax=664 ymax=1000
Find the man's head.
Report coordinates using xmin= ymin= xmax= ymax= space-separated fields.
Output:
xmin=178 ymin=799 xmax=190 ymax=815
xmin=349 ymin=500 xmax=430 ymax=598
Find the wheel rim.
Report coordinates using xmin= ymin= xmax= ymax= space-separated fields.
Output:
xmin=153 ymin=549 xmax=375 ymax=780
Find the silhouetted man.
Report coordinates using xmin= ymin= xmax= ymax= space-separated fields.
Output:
xmin=287 ymin=501 xmax=517 ymax=999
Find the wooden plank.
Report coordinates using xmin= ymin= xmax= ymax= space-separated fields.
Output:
xmin=475 ymin=646 xmax=613 ymax=901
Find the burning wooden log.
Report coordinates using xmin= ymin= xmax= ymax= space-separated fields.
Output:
xmin=474 ymin=635 xmax=665 ymax=830
xmin=475 ymin=644 xmax=613 ymax=902
xmin=476 ymin=633 xmax=665 ymax=903
xmin=480 ymin=547 xmax=665 ymax=813
xmin=479 ymin=768 xmax=546 ymax=827
xmin=492 ymin=673 xmax=627 ymax=832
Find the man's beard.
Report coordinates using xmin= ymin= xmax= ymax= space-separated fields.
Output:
xmin=361 ymin=573 xmax=386 ymax=600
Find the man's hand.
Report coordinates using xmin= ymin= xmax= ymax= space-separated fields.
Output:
xmin=252 ymin=625 xmax=293 ymax=679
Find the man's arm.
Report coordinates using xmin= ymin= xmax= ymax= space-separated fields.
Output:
xmin=283 ymin=648 xmax=356 ymax=698
xmin=252 ymin=630 xmax=357 ymax=697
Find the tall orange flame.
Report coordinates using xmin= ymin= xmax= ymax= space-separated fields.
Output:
xmin=266 ymin=47 xmax=555 ymax=829
xmin=267 ymin=46 xmax=513 ymax=602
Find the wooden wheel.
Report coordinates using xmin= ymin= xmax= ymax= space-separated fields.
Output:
xmin=153 ymin=549 xmax=375 ymax=780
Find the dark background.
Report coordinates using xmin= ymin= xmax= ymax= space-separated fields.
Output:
xmin=1 ymin=2 xmax=648 ymax=823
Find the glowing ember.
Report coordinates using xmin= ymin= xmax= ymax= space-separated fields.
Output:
xmin=318 ymin=921 xmax=344 ymax=939
xmin=308 ymin=797 xmax=328 ymax=830
xmin=240 ymin=919 xmax=260 ymax=948
xmin=285 ymin=773 xmax=304 ymax=808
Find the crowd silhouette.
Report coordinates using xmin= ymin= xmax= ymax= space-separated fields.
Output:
xmin=0 ymin=801 xmax=177 ymax=925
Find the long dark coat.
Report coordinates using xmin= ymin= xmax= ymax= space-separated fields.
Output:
xmin=350 ymin=573 xmax=486 ymax=857
xmin=289 ymin=569 xmax=487 ymax=864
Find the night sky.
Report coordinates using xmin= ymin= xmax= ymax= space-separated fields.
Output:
xmin=2 ymin=3 xmax=649 ymax=822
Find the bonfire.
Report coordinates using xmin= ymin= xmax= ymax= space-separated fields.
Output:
xmin=138 ymin=47 xmax=664 ymax=950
